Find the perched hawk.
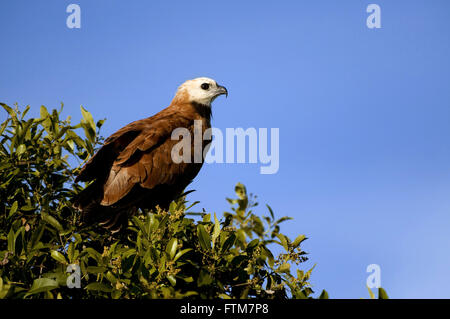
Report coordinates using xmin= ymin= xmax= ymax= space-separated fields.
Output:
xmin=73 ymin=77 xmax=228 ymax=232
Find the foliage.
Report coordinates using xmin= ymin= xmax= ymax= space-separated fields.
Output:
xmin=0 ymin=103 xmax=323 ymax=299
xmin=367 ymin=287 xmax=389 ymax=300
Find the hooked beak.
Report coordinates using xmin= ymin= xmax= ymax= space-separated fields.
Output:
xmin=216 ymin=84 xmax=228 ymax=98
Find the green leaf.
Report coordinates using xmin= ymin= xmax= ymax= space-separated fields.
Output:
xmin=319 ymin=290 xmax=329 ymax=299
xmin=246 ymin=239 xmax=259 ymax=252
xmin=166 ymin=275 xmax=176 ymax=286
xmin=41 ymin=212 xmax=63 ymax=232
xmin=96 ymin=119 xmax=105 ymax=128
xmin=276 ymin=233 xmax=289 ymax=251
xmin=181 ymin=276 xmax=194 ymax=283
xmin=235 ymin=183 xmax=247 ymax=199
xmin=266 ymin=204 xmax=275 ymax=220
xmin=66 ymin=139 xmax=75 ymax=152
xmin=67 ymin=242 xmax=75 ymax=263
xmin=16 ymin=144 xmax=26 ymax=155
xmin=8 ymin=201 xmax=18 ymax=218
xmin=21 ymin=105 xmax=31 ymax=119
xmin=105 ymin=271 xmax=118 ymax=284
xmin=197 ymin=224 xmax=211 ymax=251
xmin=166 ymin=238 xmax=178 ymax=260
xmin=202 ymin=213 xmax=211 ymax=223
xmin=132 ymin=216 xmax=147 ymax=236
xmin=51 ymin=250 xmax=67 ymax=265
xmin=263 ymin=246 xmax=275 ymax=268
xmin=0 ymin=117 xmax=10 ymax=136
xmin=7 ymin=228 xmax=15 ymax=252
xmin=295 ymin=290 xmax=308 ymax=299
xmin=274 ymin=216 xmax=293 ymax=225
xmin=39 ymin=105 xmax=52 ymax=134
xmin=221 ymin=233 xmax=236 ymax=252
xmin=85 ymin=282 xmax=112 ymax=293
xmin=83 ymin=248 xmax=102 ymax=263
xmin=39 ymin=105 xmax=49 ymax=119
xmin=197 ymin=270 xmax=213 ymax=287
xmin=173 ymin=248 xmax=192 ymax=262
xmin=42 ymin=272 xmax=69 ymax=286
xmin=1 ymin=103 xmax=15 ymax=118
xmin=86 ymin=266 xmax=107 ymax=274
xmin=367 ymin=286 xmax=375 ymax=299
xmin=13 ymin=227 xmax=24 ymax=256
xmin=292 ymin=235 xmax=306 ymax=248
xmin=278 ymin=262 xmax=291 ymax=273
xmin=26 ymin=278 xmax=58 ymax=296
xmin=29 ymin=224 xmax=45 ymax=250
xmin=80 ymin=106 xmax=96 ymax=130
xmin=378 ymin=287 xmax=389 ymax=299
xmin=80 ymin=105 xmax=96 ymax=144
xmin=211 ymin=212 xmax=220 ymax=249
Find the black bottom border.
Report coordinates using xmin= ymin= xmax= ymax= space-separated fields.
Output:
xmin=2 ymin=299 xmax=449 ymax=317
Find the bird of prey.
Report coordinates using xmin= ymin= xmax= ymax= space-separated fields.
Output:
xmin=73 ymin=77 xmax=228 ymax=232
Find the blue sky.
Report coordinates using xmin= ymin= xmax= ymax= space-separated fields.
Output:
xmin=1 ymin=0 xmax=450 ymax=298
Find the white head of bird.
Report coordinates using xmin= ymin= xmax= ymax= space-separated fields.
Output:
xmin=176 ymin=77 xmax=228 ymax=106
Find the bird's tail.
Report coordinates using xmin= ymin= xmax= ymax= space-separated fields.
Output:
xmin=72 ymin=181 xmax=134 ymax=233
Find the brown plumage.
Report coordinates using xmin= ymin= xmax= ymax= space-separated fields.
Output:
xmin=73 ymin=77 xmax=228 ymax=232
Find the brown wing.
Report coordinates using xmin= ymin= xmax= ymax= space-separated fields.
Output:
xmin=100 ymin=115 xmax=195 ymax=206
xmin=75 ymin=109 xmax=182 ymax=183
xmin=74 ymin=119 xmax=144 ymax=183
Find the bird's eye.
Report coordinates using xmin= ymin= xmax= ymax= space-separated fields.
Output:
xmin=201 ymin=83 xmax=210 ymax=90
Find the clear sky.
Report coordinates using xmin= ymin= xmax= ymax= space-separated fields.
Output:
xmin=1 ymin=0 xmax=450 ymax=298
